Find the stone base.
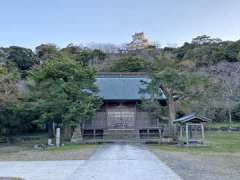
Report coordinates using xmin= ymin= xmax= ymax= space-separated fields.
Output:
xmin=71 ymin=126 xmax=83 ymax=143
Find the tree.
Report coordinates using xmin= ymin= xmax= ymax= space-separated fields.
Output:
xmin=110 ymin=57 xmax=150 ymax=72
xmin=7 ymin=46 xmax=39 ymax=70
xmin=27 ymin=56 xmax=102 ymax=141
xmin=237 ymin=52 xmax=240 ymax=61
xmin=144 ymin=67 xmax=208 ymax=136
xmin=0 ymin=68 xmax=19 ymax=136
xmin=204 ymin=62 xmax=240 ymax=127
xmin=86 ymin=42 xmax=120 ymax=54
xmin=192 ymin=35 xmax=222 ymax=45
xmin=224 ymin=40 xmax=240 ymax=62
xmin=183 ymin=45 xmax=225 ymax=66
xmin=0 ymin=48 xmax=8 ymax=65
xmin=0 ymin=68 xmax=18 ymax=109
xmin=35 ymin=44 xmax=59 ymax=61
xmin=91 ymin=49 xmax=107 ymax=65
xmin=149 ymin=69 xmax=188 ymax=124
xmin=61 ymin=45 xmax=106 ymax=66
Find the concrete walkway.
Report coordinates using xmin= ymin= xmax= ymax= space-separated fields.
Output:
xmin=0 ymin=160 xmax=85 ymax=180
xmin=0 ymin=144 xmax=182 ymax=180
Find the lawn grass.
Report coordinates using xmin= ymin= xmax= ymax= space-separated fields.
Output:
xmin=149 ymin=131 xmax=240 ymax=154
xmin=206 ymin=122 xmax=240 ymax=129
xmin=47 ymin=144 xmax=99 ymax=152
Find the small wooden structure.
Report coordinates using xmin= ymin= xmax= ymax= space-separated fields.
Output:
xmin=174 ymin=113 xmax=210 ymax=146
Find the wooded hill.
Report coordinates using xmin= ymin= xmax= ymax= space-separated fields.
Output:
xmin=0 ymin=35 xmax=240 ymax=136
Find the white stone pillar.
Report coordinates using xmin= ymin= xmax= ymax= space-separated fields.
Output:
xmin=48 ymin=138 xmax=53 ymax=146
xmin=56 ymin=128 xmax=61 ymax=148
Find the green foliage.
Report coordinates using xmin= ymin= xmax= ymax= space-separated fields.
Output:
xmin=237 ymin=52 xmax=240 ymax=61
xmin=110 ymin=56 xmax=150 ymax=72
xmin=35 ymin=44 xmax=59 ymax=61
xmin=183 ymin=45 xmax=225 ymax=66
xmin=144 ymin=66 xmax=209 ymax=118
xmin=224 ymin=40 xmax=240 ymax=62
xmin=0 ymin=103 xmax=38 ymax=136
xmin=0 ymin=70 xmax=21 ymax=136
xmin=27 ymin=56 xmax=102 ymax=128
xmin=61 ymin=45 xmax=106 ymax=66
xmin=192 ymin=35 xmax=222 ymax=45
xmin=0 ymin=70 xmax=18 ymax=108
xmin=149 ymin=68 xmax=190 ymax=95
xmin=7 ymin=46 xmax=39 ymax=70
xmin=149 ymin=55 xmax=176 ymax=72
xmin=1 ymin=35 xmax=240 ymax=136
xmin=169 ymin=36 xmax=238 ymax=67
xmin=0 ymin=66 xmax=7 ymax=75
xmin=140 ymin=100 xmax=168 ymax=122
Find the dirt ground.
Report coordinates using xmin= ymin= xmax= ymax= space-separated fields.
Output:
xmin=150 ymin=149 xmax=240 ymax=180
xmin=0 ymin=144 xmax=98 ymax=161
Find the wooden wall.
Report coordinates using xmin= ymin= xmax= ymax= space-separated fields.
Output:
xmin=83 ymin=101 xmax=158 ymax=130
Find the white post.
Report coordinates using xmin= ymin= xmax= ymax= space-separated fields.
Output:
xmin=56 ymin=128 xmax=61 ymax=148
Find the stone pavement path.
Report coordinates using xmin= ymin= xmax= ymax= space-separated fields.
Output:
xmin=0 ymin=144 xmax=182 ymax=180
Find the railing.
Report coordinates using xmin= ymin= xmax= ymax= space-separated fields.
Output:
xmin=82 ymin=128 xmax=166 ymax=142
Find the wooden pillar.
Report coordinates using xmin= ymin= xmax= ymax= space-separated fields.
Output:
xmin=93 ymin=129 xmax=96 ymax=139
xmin=147 ymin=129 xmax=149 ymax=139
xmin=186 ymin=124 xmax=189 ymax=145
xmin=180 ymin=125 xmax=183 ymax=138
xmin=201 ymin=123 xmax=205 ymax=143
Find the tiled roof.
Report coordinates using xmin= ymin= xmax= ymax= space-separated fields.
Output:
xmin=95 ymin=74 xmax=165 ymax=100
xmin=174 ymin=113 xmax=210 ymax=124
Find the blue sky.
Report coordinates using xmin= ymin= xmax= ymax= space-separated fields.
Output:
xmin=0 ymin=0 xmax=240 ymax=49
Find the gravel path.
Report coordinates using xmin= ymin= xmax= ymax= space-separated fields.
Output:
xmin=0 ymin=144 xmax=181 ymax=180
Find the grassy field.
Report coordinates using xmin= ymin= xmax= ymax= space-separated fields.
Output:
xmin=0 ymin=133 xmax=100 ymax=161
xmin=150 ymin=131 xmax=240 ymax=154
xmin=206 ymin=122 xmax=240 ymax=129
xmin=0 ymin=143 xmax=99 ymax=161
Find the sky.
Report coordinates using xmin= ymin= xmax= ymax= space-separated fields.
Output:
xmin=1 ymin=0 xmax=240 ymax=49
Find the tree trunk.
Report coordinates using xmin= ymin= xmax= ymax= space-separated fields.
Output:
xmin=228 ymin=108 xmax=232 ymax=129
xmin=63 ymin=124 xmax=73 ymax=141
xmin=168 ymin=93 xmax=176 ymax=125
xmin=160 ymin=85 xmax=176 ymax=124
xmin=47 ymin=121 xmax=54 ymax=145
xmin=160 ymin=85 xmax=176 ymax=137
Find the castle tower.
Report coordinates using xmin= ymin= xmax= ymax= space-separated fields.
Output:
xmin=127 ymin=32 xmax=150 ymax=51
